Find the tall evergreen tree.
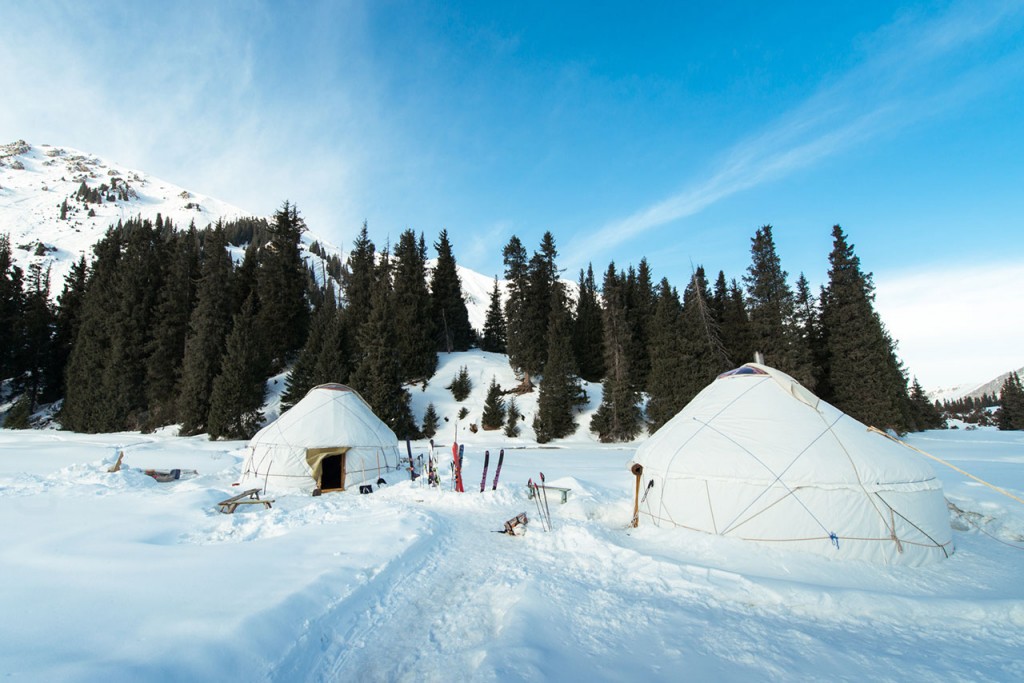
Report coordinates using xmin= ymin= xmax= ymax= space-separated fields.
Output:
xmin=627 ymin=258 xmax=656 ymax=390
xmin=743 ymin=225 xmax=813 ymax=385
xmin=312 ymin=306 xmax=352 ymax=387
xmin=502 ymin=235 xmax=531 ymax=384
xmin=645 ymin=278 xmax=688 ymax=431
xmin=17 ymin=262 xmax=54 ymax=410
xmin=908 ymin=377 xmax=945 ymax=431
xmin=421 ymin=402 xmax=440 ymax=438
xmin=145 ymin=226 xmax=200 ymax=427
xmin=481 ymin=278 xmax=507 ymax=353
xmin=820 ymin=224 xmax=910 ymax=431
xmin=677 ymin=267 xmax=728 ymax=401
xmin=997 ymin=372 xmax=1024 ymax=431
xmin=430 ymin=229 xmax=473 ymax=352
xmin=255 ymin=201 xmax=309 ymax=371
xmin=350 ymin=253 xmax=417 ymax=437
xmin=207 ymin=293 xmax=269 ymax=440
xmin=591 ymin=263 xmax=642 ymax=442
xmin=0 ymin=235 xmax=24 ymax=383
xmin=572 ymin=264 xmax=605 ymax=382
xmin=341 ymin=222 xmax=376 ymax=361
xmin=282 ymin=284 xmax=337 ymax=409
xmin=792 ymin=272 xmax=825 ymax=393
xmin=533 ymin=288 xmax=581 ymax=443
xmin=178 ymin=227 xmax=235 ymax=435
xmin=46 ymin=254 xmax=87 ymax=402
xmin=392 ymin=229 xmax=437 ymax=381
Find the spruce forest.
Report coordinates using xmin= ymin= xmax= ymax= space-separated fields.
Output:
xmin=9 ymin=201 xmax=1011 ymax=440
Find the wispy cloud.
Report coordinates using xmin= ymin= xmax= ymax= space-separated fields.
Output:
xmin=563 ymin=1 xmax=1024 ymax=271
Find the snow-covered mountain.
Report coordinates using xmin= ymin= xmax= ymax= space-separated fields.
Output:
xmin=928 ymin=366 xmax=1024 ymax=404
xmin=0 ymin=139 xmax=264 ymax=291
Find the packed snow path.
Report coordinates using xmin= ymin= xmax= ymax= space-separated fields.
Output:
xmin=1 ymin=432 xmax=1023 ymax=681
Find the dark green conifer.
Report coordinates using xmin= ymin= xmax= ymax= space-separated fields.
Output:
xmin=743 ymin=225 xmax=813 ymax=385
xmin=422 ymin=402 xmax=440 ymax=438
xmin=502 ymin=235 xmax=531 ymax=384
xmin=207 ymin=293 xmax=269 ymax=440
xmin=504 ymin=396 xmax=522 ymax=438
xmin=677 ymin=267 xmax=728 ymax=402
xmin=481 ymin=278 xmax=507 ymax=353
xmin=349 ymin=254 xmax=417 ymax=438
xmin=481 ymin=376 xmax=506 ymax=431
xmin=533 ymin=288 xmax=581 ymax=443
xmin=820 ymin=224 xmax=910 ymax=431
xmin=392 ymin=229 xmax=437 ymax=381
xmin=591 ymin=263 xmax=642 ymax=442
xmin=282 ymin=284 xmax=337 ymax=409
xmin=572 ymin=264 xmax=605 ymax=382
xmin=430 ymin=229 xmax=473 ymax=352
xmin=998 ymin=372 xmax=1024 ymax=431
xmin=255 ymin=201 xmax=310 ymax=371
xmin=341 ymin=222 xmax=376 ymax=360
xmin=645 ymin=278 xmax=688 ymax=431
xmin=178 ymin=227 xmax=235 ymax=435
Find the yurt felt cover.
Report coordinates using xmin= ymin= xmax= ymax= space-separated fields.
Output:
xmin=241 ymin=384 xmax=400 ymax=492
xmin=629 ymin=364 xmax=952 ymax=566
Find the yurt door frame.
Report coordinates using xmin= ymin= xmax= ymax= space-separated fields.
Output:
xmin=307 ymin=447 xmax=348 ymax=492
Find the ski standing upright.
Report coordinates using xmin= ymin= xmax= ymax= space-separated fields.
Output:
xmin=491 ymin=449 xmax=504 ymax=490
xmin=480 ymin=450 xmax=490 ymax=492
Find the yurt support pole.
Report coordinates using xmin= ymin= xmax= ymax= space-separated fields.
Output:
xmin=631 ymin=464 xmax=643 ymax=528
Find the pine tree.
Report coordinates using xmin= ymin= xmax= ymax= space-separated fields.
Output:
xmin=392 ymin=229 xmax=437 ymax=381
xmin=743 ymin=225 xmax=813 ymax=385
xmin=430 ymin=229 xmax=473 ymax=352
xmin=572 ymin=264 xmax=605 ymax=382
xmin=480 ymin=376 xmax=506 ymax=431
xmin=421 ymin=402 xmax=440 ymax=438
xmin=178 ymin=228 xmax=235 ymax=435
xmin=908 ymin=377 xmax=945 ymax=431
xmin=820 ymin=224 xmax=910 ymax=431
xmin=0 ymin=235 xmax=25 ymax=384
xmin=481 ymin=278 xmax=507 ymax=353
xmin=255 ymin=201 xmax=310 ymax=371
xmin=997 ymin=372 xmax=1024 ymax=431
xmin=349 ymin=255 xmax=417 ymax=438
xmin=16 ymin=262 xmax=54 ymax=410
xmin=591 ymin=263 xmax=642 ymax=442
xmin=312 ymin=306 xmax=352 ymax=386
xmin=341 ymin=222 xmax=376 ymax=361
xmin=504 ymin=396 xmax=522 ymax=438
xmin=645 ymin=278 xmax=688 ymax=431
xmin=446 ymin=365 xmax=473 ymax=401
xmin=145 ymin=226 xmax=200 ymax=427
xmin=627 ymin=258 xmax=656 ymax=391
xmin=792 ymin=272 xmax=824 ymax=393
xmin=502 ymin=235 xmax=531 ymax=384
xmin=669 ymin=267 xmax=729 ymax=416
xmin=282 ymin=284 xmax=337 ymax=409
xmin=46 ymin=255 xmax=87 ymax=402
xmin=720 ymin=277 xmax=753 ymax=367
xmin=207 ymin=293 xmax=269 ymax=440
xmin=533 ymin=288 xmax=581 ymax=443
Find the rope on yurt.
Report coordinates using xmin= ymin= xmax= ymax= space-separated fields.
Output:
xmin=875 ymin=492 xmax=950 ymax=558
xmin=821 ymin=414 xmax=895 ymax=542
xmin=693 ymin=418 xmax=834 ymax=540
xmin=868 ymin=426 xmax=1024 ymax=507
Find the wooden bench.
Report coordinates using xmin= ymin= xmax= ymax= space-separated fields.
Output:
xmin=526 ymin=484 xmax=571 ymax=504
xmin=217 ymin=488 xmax=275 ymax=514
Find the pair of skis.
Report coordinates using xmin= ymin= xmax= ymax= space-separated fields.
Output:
xmin=528 ymin=472 xmax=552 ymax=531
xmin=479 ymin=448 xmax=505 ymax=492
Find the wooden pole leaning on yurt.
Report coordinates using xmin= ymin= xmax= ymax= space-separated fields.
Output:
xmin=631 ymin=464 xmax=643 ymax=528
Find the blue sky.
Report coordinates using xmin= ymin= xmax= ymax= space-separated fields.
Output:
xmin=1 ymin=1 xmax=1022 ymax=388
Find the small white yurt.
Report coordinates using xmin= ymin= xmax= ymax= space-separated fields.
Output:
xmin=629 ymin=364 xmax=952 ymax=566
xmin=241 ymin=384 xmax=400 ymax=493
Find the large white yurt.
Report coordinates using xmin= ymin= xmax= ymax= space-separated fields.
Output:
xmin=629 ymin=364 xmax=952 ymax=566
xmin=241 ymin=384 xmax=400 ymax=493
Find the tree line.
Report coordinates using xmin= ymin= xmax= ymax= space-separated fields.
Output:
xmin=7 ymin=203 xmax=1020 ymax=438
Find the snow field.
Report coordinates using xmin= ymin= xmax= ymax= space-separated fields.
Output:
xmin=1 ymin=427 xmax=1023 ymax=681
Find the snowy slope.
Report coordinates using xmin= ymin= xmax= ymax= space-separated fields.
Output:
xmin=1 ymin=424 xmax=1022 ymax=681
xmin=929 ymin=366 xmax=1024 ymax=404
xmin=0 ymin=139 xmax=344 ymax=300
